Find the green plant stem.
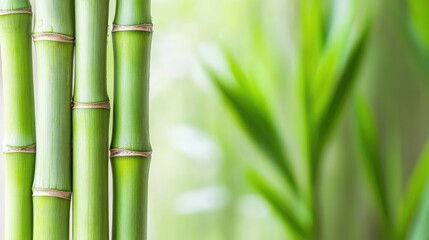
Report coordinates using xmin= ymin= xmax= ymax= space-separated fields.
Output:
xmin=111 ymin=0 xmax=153 ymax=238
xmin=0 ymin=1 xmax=36 ymax=239
xmin=72 ymin=0 xmax=110 ymax=239
xmin=32 ymin=0 xmax=74 ymax=239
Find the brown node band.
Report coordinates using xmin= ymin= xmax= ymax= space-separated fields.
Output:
xmin=32 ymin=189 xmax=72 ymax=200
xmin=72 ymin=101 xmax=110 ymax=110
xmin=0 ymin=7 xmax=32 ymax=16
xmin=32 ymin=33 xmax=75 ymax=43
xmin=2 ymin=144 xmax=36 ymax=153
xmin=110 ymin=149 xmax=152 ymax=158
xmin=112 ymin=24 xmax=153 ymax=33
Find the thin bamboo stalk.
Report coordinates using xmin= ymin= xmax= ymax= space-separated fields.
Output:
xmin=32 ymin=0 xmax=75 ymax=239
xmin=72 ymin=0 xmax=110 ymax=239
xmin=111 ymin=0 xmax=153 ymax=238
xmin=0 ymin=1 xmax=35 ymax=239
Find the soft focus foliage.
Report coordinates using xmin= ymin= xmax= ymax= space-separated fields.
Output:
xmin=207 ymin=0 xmax=371 ymax=238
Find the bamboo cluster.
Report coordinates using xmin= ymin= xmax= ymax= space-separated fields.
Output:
xmin=0 ymin=0 xmax=153 ymax=239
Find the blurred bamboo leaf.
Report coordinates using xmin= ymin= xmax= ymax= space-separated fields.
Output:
xmin=206 ymin=1 xmax=372 ymax=238
xmin=407 ymin=179 xmax=429 ymax=240
xmin=300 ymin=0 xmax=325 ymax=83
xmin=385 ymin=129 xmax=402 ymax=223
xmin=354 ymin=98 xmax=392 ymax=232
xmin=248 ymin=171 xmax=307 ymax=238
xmin=408 ymin=0 xmax=429 ymax=51
xmin=205 ymin=68 xmax=299 ymax=194
xmin=317 ymin=24 xmax=370 ymax=153
xmin=400 ymin=139 xmax=429 ymax=238
xmin=391 ymin=0 xmax=429 ymax=80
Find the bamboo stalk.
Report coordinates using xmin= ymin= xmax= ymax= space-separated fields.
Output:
xmin=0 ymin=1 xmax=35 ymax=239
xmin=111 ymin=0 xmax=153 ymax=238
xmin=72 ymin=0 xmax=110 ymax=239
xmin=32 ymin=0 xmax=74 ymax=239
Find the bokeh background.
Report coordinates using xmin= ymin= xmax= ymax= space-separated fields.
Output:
xmin=1 ymin=0 xmax=429 ymax=239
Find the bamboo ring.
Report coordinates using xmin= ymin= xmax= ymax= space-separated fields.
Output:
xmin=112 ymin=24 xmax=153 ymax=33
xmin=32 ymin=189 xmax=72 ymax=200
xmin=72 ymin=101 xmax=110 ymax=110
xmin=0 ymin=7 xmax=32 ymax=16
xmin=32 ymin=33 xmax=75 ymax=43
xmin=110 ymin=149 xmax=152 ymax=158
xmin=2 ymin=144 xmax=36 ymax=153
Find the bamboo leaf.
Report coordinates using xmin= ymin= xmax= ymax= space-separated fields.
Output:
xmin=400 ymin=138 xmax=429 ymax=238
xmin=223 ymin=50 xmax=249 ymax=89
xmin=206 ymin=68 xmax=299 ymax=193
xmin=402 ymin=0 xmax=429 ymax=81
xmin=300 ymin=0 xmax=325 ymax=87
xmin=353 ymin=98 xmax=391 ymax=226
xmin=384 ymin=128 xmax=402 ymax=221
xmin=247 ymin=171 xmax=307 ymax=239
xmin=407 ymin=179 xmax=429 ymax=240
xmin=316 ymin=23 xmax=370 ymax=151
xmin=408 ymin=0 xmax=429 ymax=51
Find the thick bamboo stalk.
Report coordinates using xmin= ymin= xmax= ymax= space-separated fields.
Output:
xmin=0 ymin=1 xmax=35 ymax=239
xmin=32 ymin=0 xmax=74 ymax=239
xmin=72 ymin=0 xmax=110 ymax=239
xmin=111 ymin=0 xmax=153 ymax=238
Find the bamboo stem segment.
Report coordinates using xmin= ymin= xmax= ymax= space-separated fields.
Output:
xmin=32 ymin=0 xmax=74 ymax=239
xmin=111 ymin=0 xmax=153 ymax=238
xmin=0 ymin=1 xmax=36 ymax=239
xmin=72 ymin=0 xmax=110 ymax=239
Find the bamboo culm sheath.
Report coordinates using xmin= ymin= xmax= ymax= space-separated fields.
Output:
xmin=72 ymin=0 xmax=110 ymax=239
xmin=0 ymin=1 xmax=36 ymax=239
xmin=32 ymin=0 xmax=75 ymax=239
xmin=111 ymin=0 xmax=153 ymax=239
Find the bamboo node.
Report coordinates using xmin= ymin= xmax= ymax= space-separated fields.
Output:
xmin=110 ymin=149 xmax=152 ymax=158
xmin=112 ymin=24 xmax=153 ymax=33
xmin=0 ymin=7 xmax=32 ymax=16
xmin=32 ymin=189 xmax=72 ymax=200
xmin=2 ymin=144 xmax=36 ymax=153
xmin=32 ymin=33 xmax=75 ymax=43
xmin=72 ymin=101 xmax=110 ymax=110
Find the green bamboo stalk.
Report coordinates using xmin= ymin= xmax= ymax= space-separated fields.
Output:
xmin=0 ymin=1 xmax=35 ymax=239
xmin=32 ymin=0 xmax=74 ymax=239
xmin=72 ymin=0 xmax=110 ymax=239
xmin=111 ymin=0 xmax=153 ymax=238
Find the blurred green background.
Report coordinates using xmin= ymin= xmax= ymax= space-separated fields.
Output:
xmin=2 ymin=0 xmax=429 ymax=239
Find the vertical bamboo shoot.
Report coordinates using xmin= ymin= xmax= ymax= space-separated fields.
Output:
xmin=111 ymin=0 xmax=153 ymax=238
